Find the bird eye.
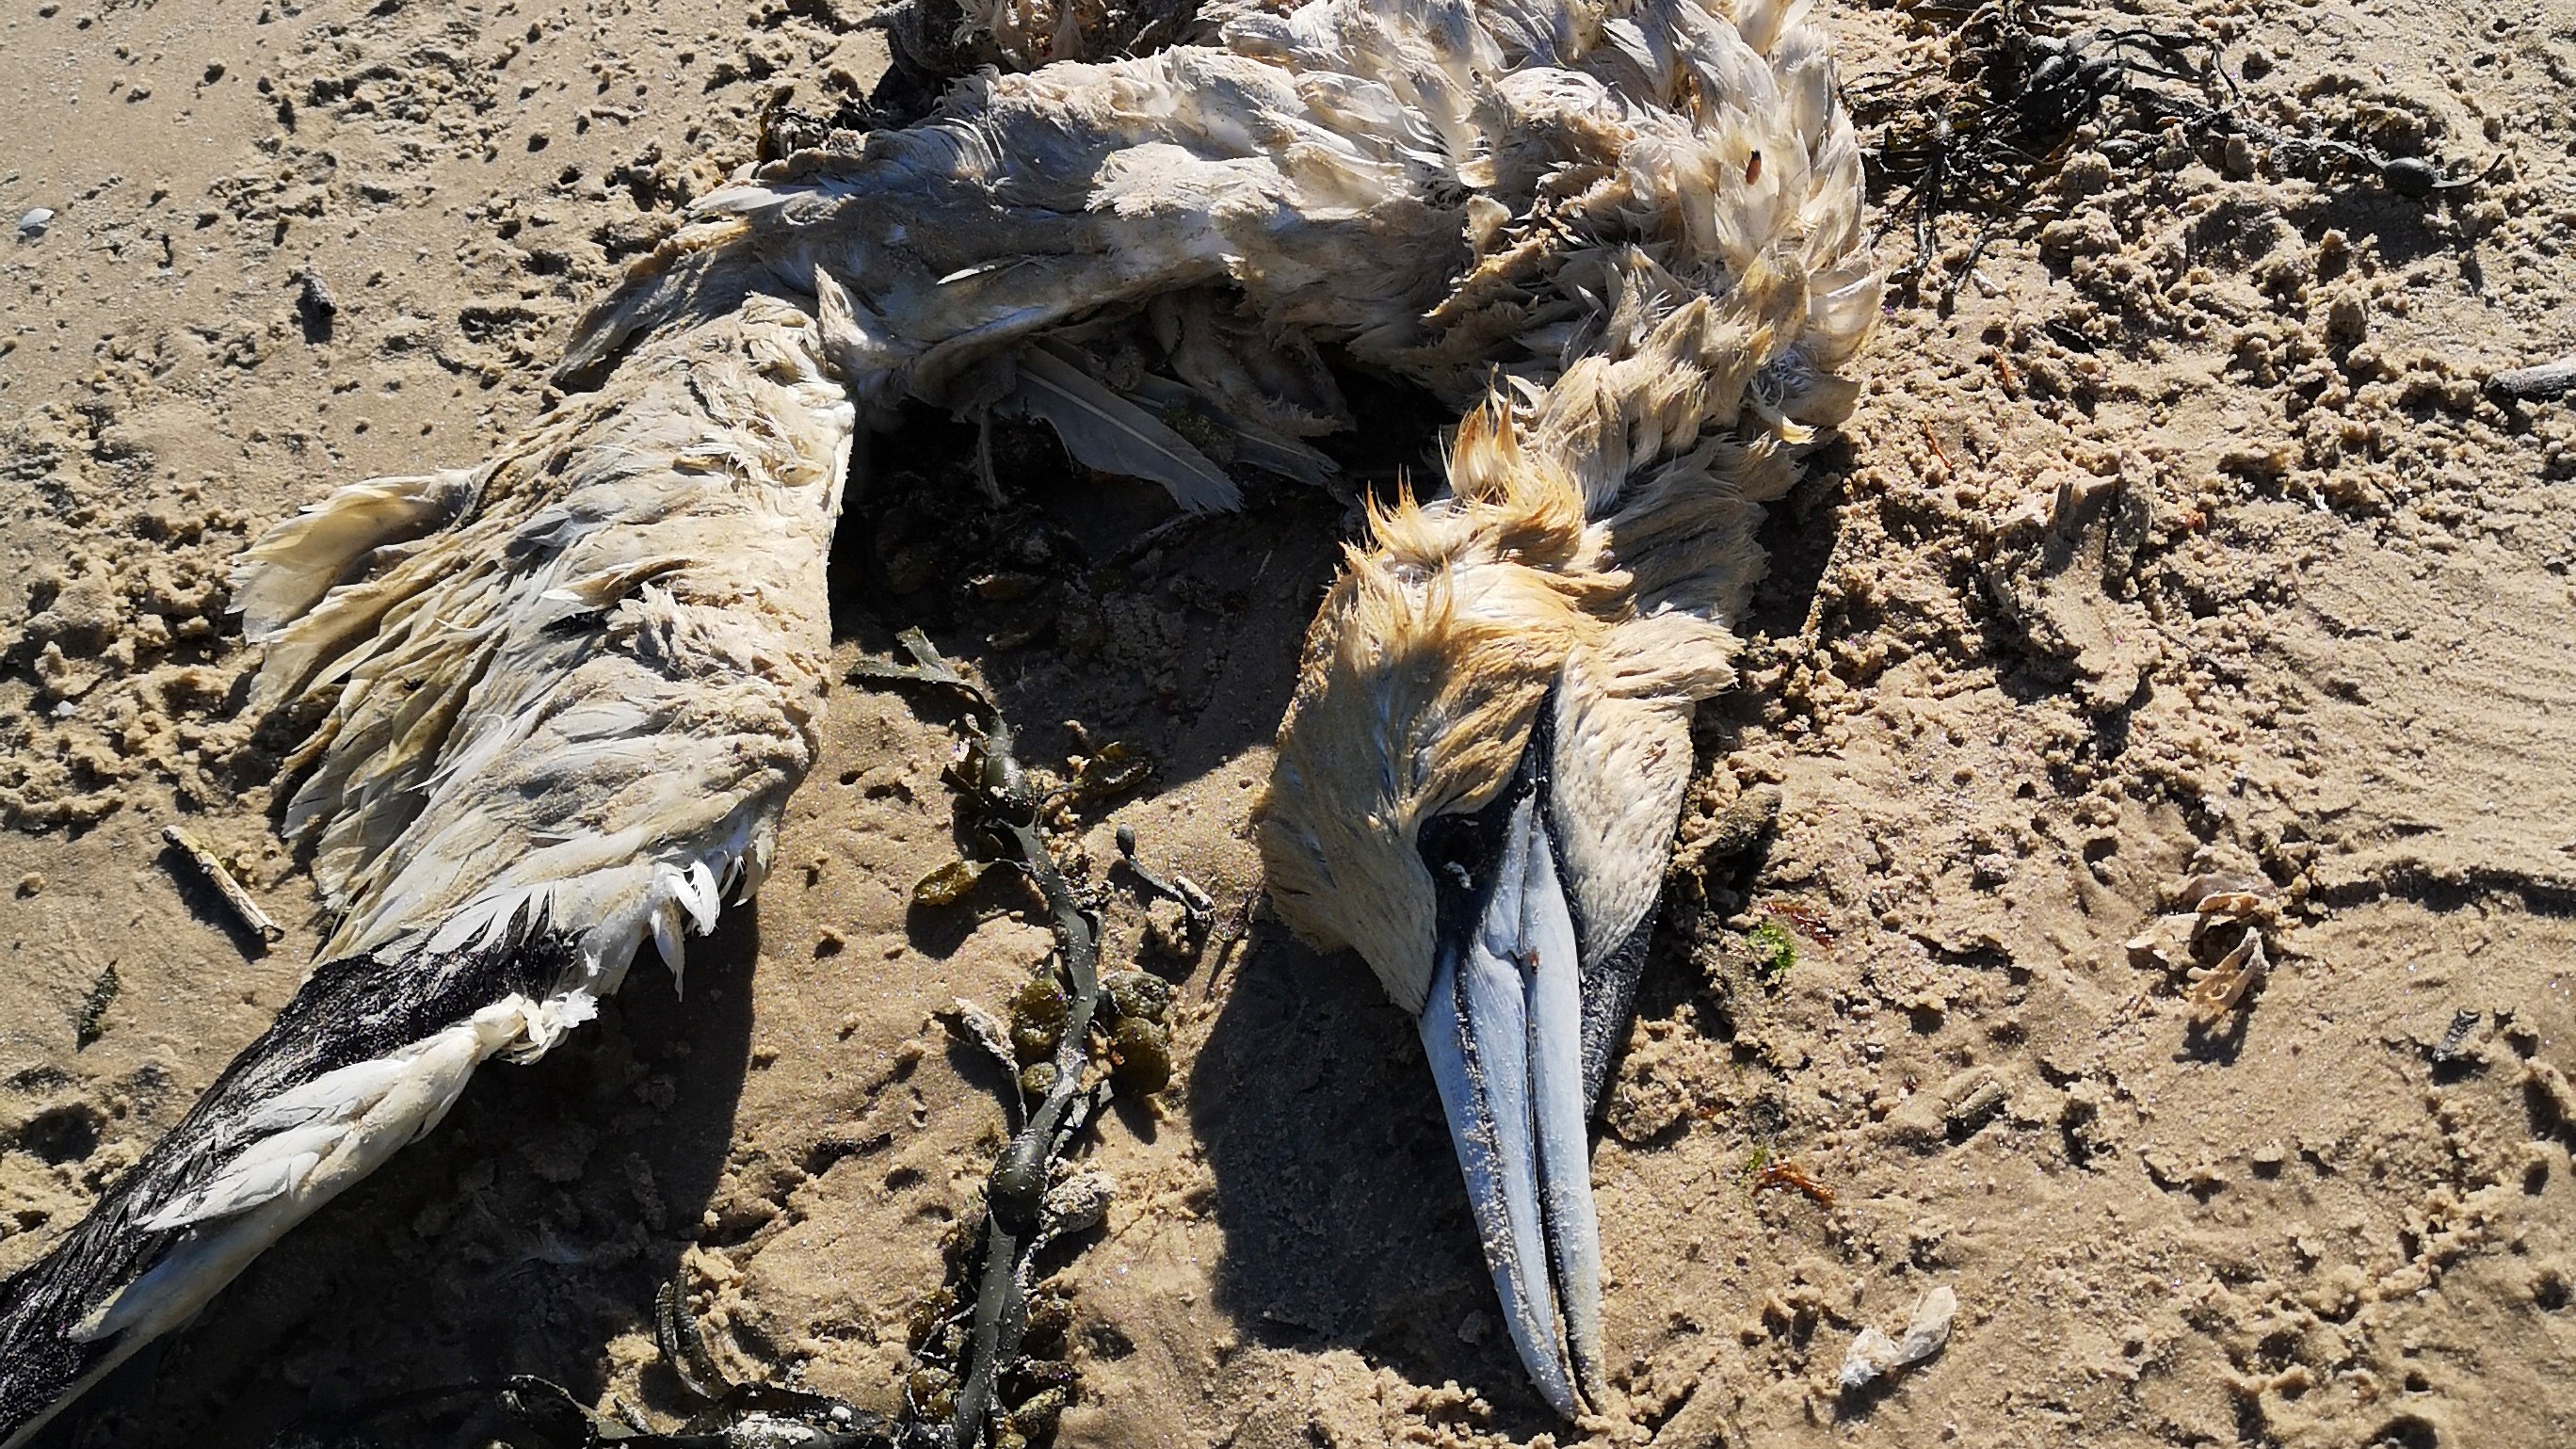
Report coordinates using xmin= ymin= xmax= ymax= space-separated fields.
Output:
xmin=1422 ymin=817 xmax=1484 ymax=893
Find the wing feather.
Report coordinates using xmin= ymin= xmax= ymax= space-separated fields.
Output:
xmin=999 ymin=344 xmax=1244 ymax=512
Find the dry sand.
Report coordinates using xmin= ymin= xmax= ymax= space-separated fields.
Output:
xmin=5 ymin=0 xmax=2575 ymax=1445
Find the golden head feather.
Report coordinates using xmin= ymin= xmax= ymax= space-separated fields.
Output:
xmin=1257 ymin=236 xmax=1861 ymax=1012
xmin=1259 ymin=441 xmax=1628 ymax=1009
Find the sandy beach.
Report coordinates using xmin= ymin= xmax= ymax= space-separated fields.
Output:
xmin=5 ymin=1 xmax=2574 ymax=1444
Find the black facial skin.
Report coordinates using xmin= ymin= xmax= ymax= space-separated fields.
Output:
xmin=1412 ymin=691 xmax=1657 ymax=1117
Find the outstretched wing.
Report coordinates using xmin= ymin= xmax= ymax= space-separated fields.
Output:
xmin=248 ymin=296 xmax=854 ymax=977
xmin=0 ymin=295 xmax=857 ymax=1449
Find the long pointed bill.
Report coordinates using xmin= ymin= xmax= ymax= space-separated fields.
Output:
xmin=1419 ymin=794 xmax=1604 ymax=1417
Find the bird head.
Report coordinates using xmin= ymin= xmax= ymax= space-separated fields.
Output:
xmin=1255 ymin=391 xmax=1743 ymax=1416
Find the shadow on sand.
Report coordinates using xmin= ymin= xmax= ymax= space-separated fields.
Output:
xmin=40 ymin=915 xmax=762 ymax=1449
xmin=1185 ymin=925 xmax=1579 ymax=1435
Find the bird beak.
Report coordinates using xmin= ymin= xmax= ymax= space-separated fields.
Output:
xmin=1417 ymin=744 xmax=1605 ymax=1417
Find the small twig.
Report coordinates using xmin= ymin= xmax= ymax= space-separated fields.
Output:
xmin=1101 ymin=510 xmax=1208 ymax=571
xmin=161 ymin=825 xmax=284 ymax=945
xmin=974 ymin=413 xmax=1006 ymax=506
xmin=1199 ymin=893 xmax=1260 ymax=1000
xmin=2487 ymin=355 xmax=2576 ymax=404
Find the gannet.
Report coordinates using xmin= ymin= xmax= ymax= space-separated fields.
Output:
xmin=1257 ymin=257 xmax=1868 ymax=1413
xmin=0 ymin=1 xmax=1872 ymax=1439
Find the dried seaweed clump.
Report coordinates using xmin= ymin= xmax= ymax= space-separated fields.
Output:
xmin=861 ymin=628 xmax=1199 ymax=1449
xmin=1854 ymin=2 xmax=2494 ymax=308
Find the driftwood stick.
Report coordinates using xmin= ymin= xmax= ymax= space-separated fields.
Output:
xmin=161 ymin=825 xmax=285 ymax=945
xmin=2487 ymin=356 xmax=2576 ymax=403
